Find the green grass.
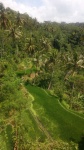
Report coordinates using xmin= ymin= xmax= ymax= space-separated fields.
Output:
xmin=18 ymin=109 xmax=46 ymax=141
xmin=26 ymin=84 xmax=84 ymax=142
xmin=16 ymin=69 xmax=31 ymax=77
xmin=17 ymin=66 xmax=38 ymax=77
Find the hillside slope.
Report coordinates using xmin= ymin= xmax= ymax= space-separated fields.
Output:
xmin=26 ymin=84 xmax=84 ymax=142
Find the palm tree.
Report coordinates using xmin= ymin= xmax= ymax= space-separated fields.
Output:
xmin=25 ymin=37 xmax=36 ymax=55
xmin=8 ymin=25 xmax=22 ymax=55
xmin=40 ymin=37 xmax=51 ymax=52
xmin=8 ymin=25 xmax=22 ymax=41
xmin=0 ymin=9 xmax=10 ymax=29
xmin=0 ymin=3 xmax=5 ymax=11
xmin=16 ymin=12 xmax=23 ymax=26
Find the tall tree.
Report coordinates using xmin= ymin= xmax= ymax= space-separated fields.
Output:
xmin=0 ymin=9 xmax=10 ymax=29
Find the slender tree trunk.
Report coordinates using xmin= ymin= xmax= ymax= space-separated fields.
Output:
xmin=48 ymin=80 xmax=52 ymax=90
xmin=48 ymin=70 xmax=54 ymax=90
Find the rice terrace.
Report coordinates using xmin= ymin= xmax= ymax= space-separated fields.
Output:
xmin=0 ymin=1 xmax=84 ymax=150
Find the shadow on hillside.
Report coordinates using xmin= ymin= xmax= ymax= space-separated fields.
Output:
xmin=78 ymin=135 xmax=84 ymax=150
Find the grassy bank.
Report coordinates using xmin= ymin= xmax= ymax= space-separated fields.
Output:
xmin=26 ymin=84 xmax=84 ymax=142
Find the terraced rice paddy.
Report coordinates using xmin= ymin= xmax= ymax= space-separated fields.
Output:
xmin=26 ymin=84 xmax=84 ymax=142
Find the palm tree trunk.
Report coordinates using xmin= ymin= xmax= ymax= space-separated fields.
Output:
xmin=48 ymin=70 xmax=54 ymax=90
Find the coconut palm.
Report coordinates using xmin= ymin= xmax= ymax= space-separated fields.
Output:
xmin=0 ymin=3 xmax=5 ymax=12
xmin=7 ymin=25 xmax=22 ymax=55
xmin=0 ymin=9 xmax=10 ymax=29
xmin=25 ymin=37 xmax=36 ymax=55
xmin=16 ymin=12 xmax=23 ymax=27
xmin=40 ymin=37 xmax=51 ymax=52
xmin=8 ymin=25 xmax=22 ymax=41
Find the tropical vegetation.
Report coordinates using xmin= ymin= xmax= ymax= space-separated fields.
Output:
xmin=0 ymin=3 xmax=84 ymax=150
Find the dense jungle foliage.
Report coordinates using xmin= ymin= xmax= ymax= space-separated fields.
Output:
xmin=0 ymin=3 xmax=84 ymax=150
